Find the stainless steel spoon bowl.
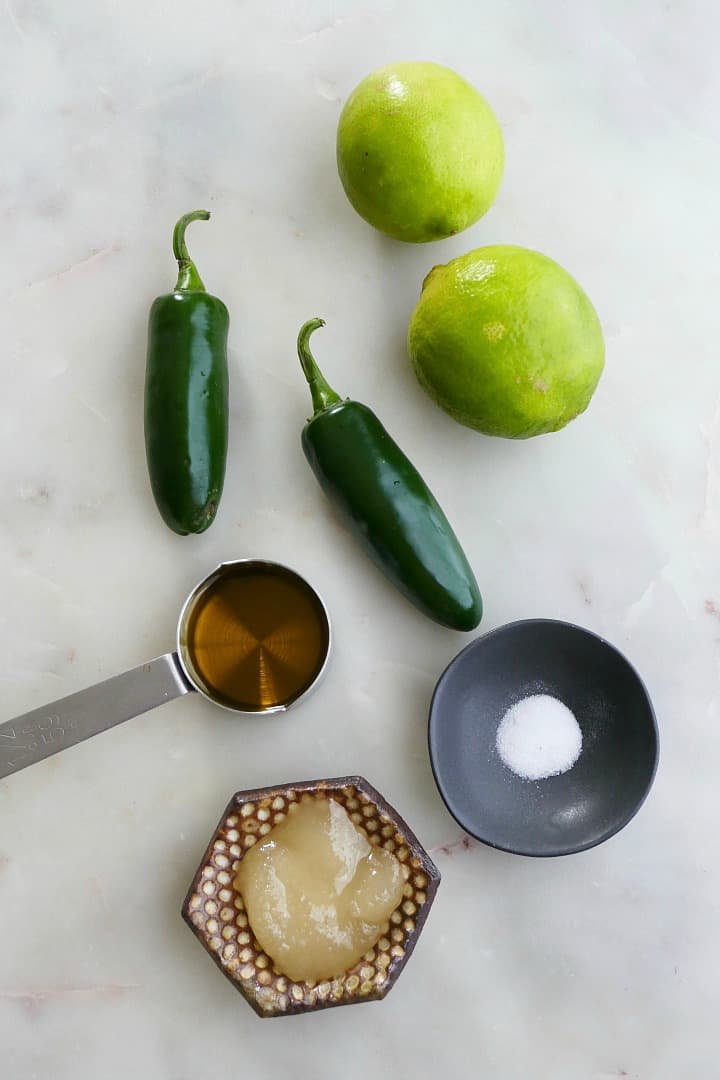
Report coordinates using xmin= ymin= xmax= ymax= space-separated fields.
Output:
xmin=0 ymin=559 xmax=330 ymax=782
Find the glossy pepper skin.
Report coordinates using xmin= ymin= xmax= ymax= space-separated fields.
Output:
xmin=297 ymin=319 xmax=482 ymax=631
xmin=144 ymin=210 xmax=229 ymax=535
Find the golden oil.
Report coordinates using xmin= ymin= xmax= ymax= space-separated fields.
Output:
xmin=181 ymin=563 xmax=329 ymax=711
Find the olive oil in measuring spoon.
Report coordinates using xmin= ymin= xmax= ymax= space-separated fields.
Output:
xmin=180 ymin=562 xmax=330 ymax=712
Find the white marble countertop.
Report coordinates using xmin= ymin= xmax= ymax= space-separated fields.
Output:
xmin=1 ymin=1 xmax=717 ymax=1076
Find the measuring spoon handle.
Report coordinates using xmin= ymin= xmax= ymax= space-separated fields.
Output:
xmin=0 ymin=653 xmax=194 ymax=781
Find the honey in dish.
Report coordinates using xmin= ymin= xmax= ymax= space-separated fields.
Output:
xmin=182 ymin=564 xmax=329 ymax=711
xmin=234 ymin=797 xmax=406 ymax=982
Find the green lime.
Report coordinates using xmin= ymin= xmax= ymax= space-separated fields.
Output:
xmin=408 ymin=245 xmax=605 ymax=438
xmin=336 ymin=62 xmax=504 ymax=243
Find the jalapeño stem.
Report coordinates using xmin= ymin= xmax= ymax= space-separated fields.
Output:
xmin=173 ymin=210 xmax=210 ymax=292
xmin=297 ymin=318 xmax=342 ymax=416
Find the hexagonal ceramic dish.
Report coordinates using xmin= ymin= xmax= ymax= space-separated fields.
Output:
xmin=182 ymin=776 xmax=440 ymax=1017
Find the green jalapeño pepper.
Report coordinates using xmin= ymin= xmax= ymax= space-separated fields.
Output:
xmin=144 ymin=210 xmax=229 ymax=535
xmin=297 ymin=318 xmax=482 ymax=631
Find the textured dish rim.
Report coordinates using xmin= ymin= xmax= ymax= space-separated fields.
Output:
xmin=181 ymin=775 xmax=441 ymax=1016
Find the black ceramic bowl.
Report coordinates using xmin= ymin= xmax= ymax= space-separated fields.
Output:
xmin=428 ymin=620 xmax=658 ymax=857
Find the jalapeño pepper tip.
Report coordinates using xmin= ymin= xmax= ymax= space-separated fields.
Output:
xmin=172 ymin=210 xmax=211 ymax=293
xmin=297 ymin=318 xmax=342 ymax=417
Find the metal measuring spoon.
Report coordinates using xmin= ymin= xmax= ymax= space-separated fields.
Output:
xmin=0 ymin=559 xmax=331 ymax=782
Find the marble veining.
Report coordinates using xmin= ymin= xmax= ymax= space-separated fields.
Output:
xmin=0 ymin=1 xmax=718 ymax=1077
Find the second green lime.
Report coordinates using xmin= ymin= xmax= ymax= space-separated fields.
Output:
xmin=336 ymin=62 xmax=504 ymax=243
xmin=408 ymin=245 xmax=605 ymax=438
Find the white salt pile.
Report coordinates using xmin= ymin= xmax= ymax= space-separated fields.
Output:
xmin=495 ymin=694 xmax=582 ymax=780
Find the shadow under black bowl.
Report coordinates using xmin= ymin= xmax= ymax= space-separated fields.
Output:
xmin=428 ymin=620 xmax=659 ymax=857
